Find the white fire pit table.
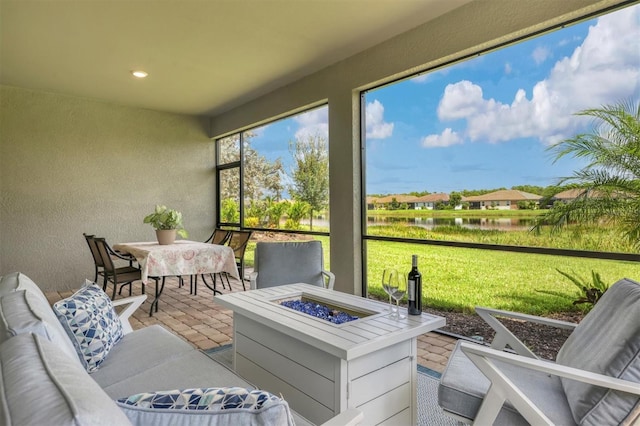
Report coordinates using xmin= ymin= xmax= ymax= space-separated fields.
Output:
xmin=215 ymin=283 xmax=445 ymax=425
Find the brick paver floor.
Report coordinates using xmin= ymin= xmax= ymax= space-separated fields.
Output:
xmin=47 ymin=275 xmax=456 ymax=373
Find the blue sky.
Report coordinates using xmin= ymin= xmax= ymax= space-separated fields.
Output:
xmin=251 ymin=4 xmax=640 ymax=196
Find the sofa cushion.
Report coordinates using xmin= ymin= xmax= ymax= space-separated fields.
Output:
xmin=116 ymin=387 xmax=294 ymax=426
xmin=53 ymin=281 xmax=124 ymax=372
xmin=556 ymin=278 xmax=640 ymax=425
xmin=0 ymin=333 xmax=132 ymax=426
xmin=91 ymin=325 xmax=195 ymax=389
xmin=0 ymin=271 xmax=46 ymax=298
xmin=0 ymin=282 xmax=80 ymax=366
xmin=99 ymin=349 xmax=255 ymax=399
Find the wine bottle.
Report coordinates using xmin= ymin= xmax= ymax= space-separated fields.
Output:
xmin=407 ymin=255 xmax=422 ymax=315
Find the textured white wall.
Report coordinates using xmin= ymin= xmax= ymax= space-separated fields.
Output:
xmin=0 ymin=86 xmax=214 ymax=291
xmin=210 ymin=0 xmax=625 ymax=295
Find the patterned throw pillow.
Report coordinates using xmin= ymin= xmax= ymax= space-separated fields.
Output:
xmin=53 ymin=281 xmax=123 ymax=372
xmin=116 ymin=387 xmax=295 ymax=426
xmin=117 ymin=387 xmax=281 ymax=410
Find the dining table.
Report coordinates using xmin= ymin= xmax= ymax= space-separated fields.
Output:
xmin=112 ymin=240 xmax=239 ymax=315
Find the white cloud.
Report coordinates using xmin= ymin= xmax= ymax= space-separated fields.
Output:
xmin=422 ymin=128 xmax=463 ymax=148
xmin=532 ymin=46 xmax=551 ymax=65
xmin=366 ymin=99 xmax=394 ymax=139
xmin=421 ymin=5 xmax=640 ymax=146
xmin=294 ymin=107 xmax=328 ymax=140
xmin=437 ymin=80 xmax=487 ymax=120
xmin=504 ymin=62 xmax=512 ymax=75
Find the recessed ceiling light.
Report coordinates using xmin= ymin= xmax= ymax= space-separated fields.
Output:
xmin=131 ymin=70 xmax=148 ymax=78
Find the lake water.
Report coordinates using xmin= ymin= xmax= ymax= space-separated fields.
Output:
xmin=302 ymin=216 xmax=538 ymax=231
xmin=367 ymin=216 xmax=537 ymax=231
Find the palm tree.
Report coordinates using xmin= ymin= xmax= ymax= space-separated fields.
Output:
xmin=534 ymin=99 xmax=640 ymax=248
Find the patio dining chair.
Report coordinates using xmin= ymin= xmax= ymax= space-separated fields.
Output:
xmin=205 ymin=228 xmax=231 ymax=245
xmin=83 ymin=233 xmax=103 ymax=283
xmin=190 ymin=228 xmax=232 ymax=294
xmin=437 ymin=277 xmax=640 ymax=425
xmin=93 ymin=237 xmax=155 ymax=300
xmin=199 ymin=230 xmax=253 ymax=294
xmin=83 ymin=233 xmax=138 ymax=286
xmin=249 ymin=240 xmax=335 ymax=290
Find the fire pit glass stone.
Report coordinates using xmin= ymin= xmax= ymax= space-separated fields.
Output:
xmin=280 ymin=299 xmax=360 ymax=324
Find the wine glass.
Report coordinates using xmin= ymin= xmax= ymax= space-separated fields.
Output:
xmin=390 ymin=276 xmax=407 ymax=320
xmin=382 ymin=268 xmax=398 ymax=317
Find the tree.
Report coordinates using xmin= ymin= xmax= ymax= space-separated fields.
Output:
xmin=265 ymin=197 xmax=288 ymax=228
xmin=449 ymin=192 xmax=462 ymax=208
xmin=285 ymin=201 xmax=310 ymax=230
xmin=389 ymin=198 xmax=401 ymax=210
xmin=511 ymin=185 xmax=544 ymax=195
xmin=534 ymin=100 xmax=640 ymax=248
xmin=288 ymin=134 xmax=329 ymax=230
xmin=219 ymin=132 xmax=284 ymax=203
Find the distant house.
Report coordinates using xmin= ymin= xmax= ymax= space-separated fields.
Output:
xmin=367 ymin=194 xmax=418 ymax=209
xmin=551 ymin=188 xmax=588 ymax=203
xmin=379 ymin=194 xmax=418 ymax=209
xmin=549 ymin=188 xmax=616 ymax=204
xmin=413 ymin=193 xmax=450 ymax=210
xmin=464 ymin=189 xmax=541 ymax=210
xmin=549 ymin=188 xmax=628 ymax=207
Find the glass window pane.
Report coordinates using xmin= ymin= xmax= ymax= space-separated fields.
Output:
xmin=219 ymin=167 xmax=240 ymax=224
xmin=241 ymin=105 xmax=330 ymax=232
xmin=218 ymin=135 xmax=240 ymax=165
xmin=363 ymin=5 xmax=639 ymax=255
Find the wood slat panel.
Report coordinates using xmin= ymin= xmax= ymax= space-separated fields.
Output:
xmin=236 ymin=315 xmax=337 ymax=379
xmin=349 ymin=340 xmax=411 ymax=380
xmin=350 ymin=357 xmax=411 ymax=407
xmin=355 ymin=383 xmax=411 ymax=425
xmin=236 ymin=333 xmax=337 ymax=408
xmin=236 ymin=354 xmax=335 ymax=426
xmin=379 ymin=407 xmax=411 ymax=426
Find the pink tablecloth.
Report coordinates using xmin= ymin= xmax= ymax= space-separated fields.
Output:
xmin=113 ymin=240 xmax=239 ymax=283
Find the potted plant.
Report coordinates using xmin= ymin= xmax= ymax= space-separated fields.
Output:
xmin=143 ymin=205 xmax=189 ymax=245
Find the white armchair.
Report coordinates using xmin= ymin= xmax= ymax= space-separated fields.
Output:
xmin=249 ymin=240 xmax=335 ymax=290
xmin=438 ymin=277 xmax=640 ymax=425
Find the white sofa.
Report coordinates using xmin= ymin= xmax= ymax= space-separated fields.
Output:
xmin=0 ymin=272 xmax=362 ymax=426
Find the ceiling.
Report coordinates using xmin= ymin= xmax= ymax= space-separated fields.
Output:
xmin=0 ymin=0 xmax=471 ymax=116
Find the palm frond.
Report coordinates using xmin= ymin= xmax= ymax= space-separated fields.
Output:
xmin=536 ymin=99 xmax=640 ymax=247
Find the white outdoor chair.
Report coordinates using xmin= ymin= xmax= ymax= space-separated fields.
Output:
xmin=249 ymin=240 xmax=335 ymax=290
xmin=438 ymin=277 xmax=640 ymax=425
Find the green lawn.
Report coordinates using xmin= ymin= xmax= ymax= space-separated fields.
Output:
xmin=365 ymin=240 xmax=639 ymax=315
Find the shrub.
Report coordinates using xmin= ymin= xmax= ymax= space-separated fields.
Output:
xmin=556 ymin=269 xmax=609 ymax=309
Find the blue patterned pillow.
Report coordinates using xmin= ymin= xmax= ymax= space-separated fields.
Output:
xmin=117 ymin=387 xmax=280 ymax=410
xmin=53 ymin=281 xmax=123 ymax=372
xmin=116 ymin=387 xmax=295 ymax=426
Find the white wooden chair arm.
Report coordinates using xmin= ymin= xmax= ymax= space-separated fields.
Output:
xmin=319 ymin=408 xmax=363 ymax=426
xmin=475 ymin=306 xmax=578 ymax=358
xmin=461 ymin=342 xmax=640 ymax=394
xmin=459 ymin=341 xmax=640 ymax=425
xmin=322 ymin=269 xmax=335 ymax=290
xmin=112 ymin=294 xmax=147 ymax=334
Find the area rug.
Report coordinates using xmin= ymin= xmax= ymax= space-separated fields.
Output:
xmin=204 ymin=345 xmax=462 ymax=426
